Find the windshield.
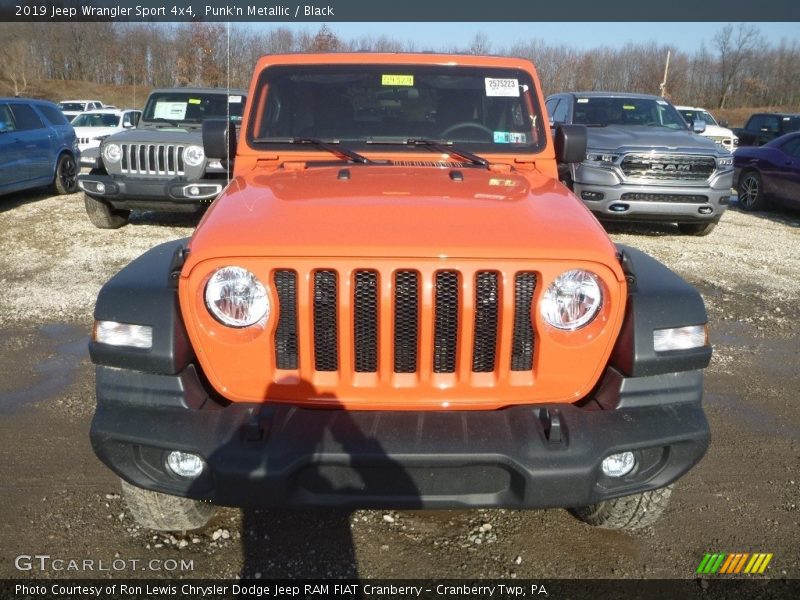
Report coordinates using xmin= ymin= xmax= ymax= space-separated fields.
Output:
xmin=71 ymin=113 xmax=120 ymax=127
xmin=678 ymin=109 xmax=718 ymax=126
xmin=247 ymin=64 xmax=546 ymax=152
xmin=142 ymin=92 xmax=245 ymax=124
xmin=59 ymin=102 xmax=85 ymax=112
xmin=572 ymin=97 xmax=687 ymax=129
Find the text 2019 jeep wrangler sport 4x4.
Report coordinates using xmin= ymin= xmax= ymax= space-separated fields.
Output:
xmin=89 ymin=54 xmax=711 ymax=532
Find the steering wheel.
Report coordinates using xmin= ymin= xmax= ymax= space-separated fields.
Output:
xmin=441 ymin=121 xmax=494 ymax=141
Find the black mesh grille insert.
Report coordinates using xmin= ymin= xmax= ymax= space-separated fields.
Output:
xmin=313 ymin=271 xmax=338 ymax=372
xmin=511 ymin=272 xmax=536 ymax=371
xmin=393 ymin=271 xmax=419 ymax=373
xmin=274 ymin=270 xmax=298 ymax=370
xmin=433 ymin=271 xmax=459 ymax=373
xmin=472 ymin=272 xmax=499 ymax=372
xmin=354 ymin=271 xmax=378 ymax=373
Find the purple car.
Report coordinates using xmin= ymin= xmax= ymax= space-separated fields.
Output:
xmin=735 ymin=132 xmax=800 ymax=212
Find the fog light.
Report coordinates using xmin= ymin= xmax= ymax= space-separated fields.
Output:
xmin=601 ymin=452 xmax=636 ymax=477
xmin=188 ymin=186 xmax=200 ymax=197
xmin=698 ymin=206 xmax=713 ymax=214
xmin=95 ymin=182 xmax=106 ymax=194
xmin=166 ymin=451 xmax=205 ymax=478
xmin=654 ymin=324 xmax=707 ymax=352
xmin=581 ymin=191 xmax=605 ymax=201
xmin=93 ymin=320 xmax=152 ymax=349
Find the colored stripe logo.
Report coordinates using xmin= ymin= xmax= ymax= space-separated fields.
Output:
xmin=696 ymin=553 xmax=773 ymax=575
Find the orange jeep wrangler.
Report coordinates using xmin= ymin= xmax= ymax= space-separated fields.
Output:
xmin=89 ymin=54 xmax=711 ymax=532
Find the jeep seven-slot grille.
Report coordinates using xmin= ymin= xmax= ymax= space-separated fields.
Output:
xmin=620 ymin=154 xmax=716 ymax=181
xmin=120 ymin=143 xmax=185 ymax=176
xmin=277 ymin=269 xmax=539 ymax=377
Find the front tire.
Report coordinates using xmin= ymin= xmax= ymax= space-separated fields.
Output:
xmin=121 ymin=479 xmax=216 ymax=532
xmin=84 ymin=193 xmax=130 ymax=229
xmin=52 ymin=153 xmax=78 ymax=195
xmin=737 ymin=170 xmax=767 ymax=211
xmin=570 ymin=485 xmax=673 ymax=531
xmin=677 ymin=221 xmax=717 ymax=236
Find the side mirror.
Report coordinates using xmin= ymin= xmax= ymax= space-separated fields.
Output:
xmin=554 ymin=124 xmax=587 ymax=164
xmin=122 ymin=122 xmax=133 ymax=129
xmin=692 ymin=120 xmax=706 ymax=134
xmin=719 ymin=119 xmax=729 ymax=128
xmin=202 ymin=118 xmax=237 ymax=169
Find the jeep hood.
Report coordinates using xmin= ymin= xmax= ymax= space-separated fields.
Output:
xmin=186 ymin=165 xmax=621 ymax=273
xmin=104 ymin=127 xmax=202 ymax=144
xmin=587 ymin=125 xmax=721 ymax=153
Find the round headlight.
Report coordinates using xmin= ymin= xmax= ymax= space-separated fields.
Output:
xmin=102 ymin=143 xmax=122 ymax=164
xmin=184 ymin=145 xmax=205 ymax=167
xmin=540 ymin=269 xmax=602 ymax=330
xmin=204 ymin=266 xmax=269 ymax=328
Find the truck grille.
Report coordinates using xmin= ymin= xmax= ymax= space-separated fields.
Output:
xmin=620 ymin=192 xmax=709 ymax=203
xmin=620 ymin=154 xmax=715 ymax=181
xmin=120 ymin=143 xmax=185 ymax=176
xmin=272 ymin=267 xmax=537 ymax=376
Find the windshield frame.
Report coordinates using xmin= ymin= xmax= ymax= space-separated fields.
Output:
xmin=141 ymin=91 xmax=246 ymax=125
xmin=245 ymin=63 xmax=547 ymax=155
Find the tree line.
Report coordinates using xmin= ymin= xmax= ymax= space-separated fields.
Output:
xmin=1 ymin=22 xmax=798 ymax=109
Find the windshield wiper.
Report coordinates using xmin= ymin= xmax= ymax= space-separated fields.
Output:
xmin=368 ymin=138 xmax=490 ymax=169
xmin=251 ymin=137 xmax=372 ymax=164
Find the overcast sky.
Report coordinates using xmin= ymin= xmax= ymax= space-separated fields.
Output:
xmin=254 ymin=22 xmax=800 ymax=53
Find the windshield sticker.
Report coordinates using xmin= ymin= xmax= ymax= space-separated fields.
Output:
xmin=623 ymin=104 xmax=636 ymax=110
xmin=485 ymin=78 xmax=519 ymax=97
xmin=510 ymin=132 xmax=527 ymax=143
xmin=381 ymin=74 xmax=414 ymax=86
xmin=657 ymin=100 xmax=668 ymax=105
xmin=153 ymin=102 xmax=187 ymax=120
xmin=229 ymin=95 xmax=242 ymax=103
xmin=577 ymin=98 xmax=589 ymax=103
xmin=188 ymin=98 xmax=201 ymax=105
xmin=494 ymin=131 xmax=511 ymax=143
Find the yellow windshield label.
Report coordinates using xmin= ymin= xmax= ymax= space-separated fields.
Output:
xmin=382 ymin=74 xmax=414 ymax=86
xmin=188 ymin=98 xmax=201 ymax=105
xmin=623 ymin=104 xmax=635 ymax=110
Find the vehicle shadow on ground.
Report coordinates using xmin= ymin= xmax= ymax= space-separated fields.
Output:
xmin=195 ymin=380 xmax=421 ymax=580
xmin=128 ymin=210 xmax=204 ymax=229
xmin=0 ymin=187 xmax=63 ymax=214
xmin=726 ymin=198 xmax=800 ymax=228
xmin=601 ymin=221 xmax=682 ymax=237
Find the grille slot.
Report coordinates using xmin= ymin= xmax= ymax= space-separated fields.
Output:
xmin=472 ymin=272 xmax=499 ymax=373
xmin=620 ymin=154 xmax=716 ymax=181
xmin=620 ymin=192 xmax=709 ymax=203
xmin=433 ymin=271 xmax=459 ymax=373
xmin=274 ymin=270 xmax=298 ymax=370
xmin=313 ymin=271 xmax=338 ymax=372
xmin=393 ymin=271 xmax=419 ymax=373
xmin=511 ymin=273 xmax=537 ymax=371
xmin=120 ymin=143 xmax=185 ymax=176
xmin=354 ymin=271 xmax=378 ymax=373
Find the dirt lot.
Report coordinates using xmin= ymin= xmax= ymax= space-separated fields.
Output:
xmin=0 ymin=188 xmax=798 ymax=581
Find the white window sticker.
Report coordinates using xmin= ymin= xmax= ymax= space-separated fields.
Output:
xmin=577 ymin=98 xmax=589 ymax=104
xmin=153 ymin=102 xmax=187 ymax=120
xmin=485 ymin=78 xmax=520 ymax=97
xmin=229 ymin=95 xmax=242 ymax=103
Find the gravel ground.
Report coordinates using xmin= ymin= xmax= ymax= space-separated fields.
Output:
xmin=0 ymin=188 xmax=798 ymax=581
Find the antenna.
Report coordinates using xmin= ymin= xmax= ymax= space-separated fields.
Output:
xmin=659 ymin=50 xmax=671 ymax=98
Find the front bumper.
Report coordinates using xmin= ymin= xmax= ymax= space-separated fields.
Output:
xmin=77 ymin=172 xmax=223 ymax=212
xmin=573 ymin=164 xmax=734 ymax=224
xmin=90 ymin=365 xmax=710 ymax=510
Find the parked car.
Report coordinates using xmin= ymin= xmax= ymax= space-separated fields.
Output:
xmin=675 ymin=105 xmax=739 ymax=152
xmin=734 ymin=131 xmax=800 ymax=212
xmin=545 ymin=92 xmax=734 ymax=236
xmin=58 ymin=99 xmax=105 ymax=121
xmin=732 ymin=113 xmax=800 ymax=147
xmin=71 ymin=109 xmax=142 ymax=163
xmin=0 ymin=97 xmax=80 ymax=197
xmin=78 ymin=87 xmax=246 ymax=228
xmin=89 ymin=53 xmax=712 ymax=534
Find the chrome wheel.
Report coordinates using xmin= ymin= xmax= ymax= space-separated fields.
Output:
xmin=737 ymin=171 xmax=765 ymax=211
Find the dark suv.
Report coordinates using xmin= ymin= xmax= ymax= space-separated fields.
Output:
xmin=0 ymin=98 xmax=80 ymax=198
xmin=78 ymin=87 xmax=246 ymax=228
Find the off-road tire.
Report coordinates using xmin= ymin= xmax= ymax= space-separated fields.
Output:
xmin=52 ymin=152 xmax=78 ymax=195
xmin=84 ymin=193 xmax=130 ymax=229
xmin=570 ymin=485 xmax=673 ymax=531
xmin=677 ymin=221 xmax=717 ymax=236
xmin=737 ymin=170 xmax=767 ymax=211
xmin=120 ymin=479 xmax=215 ymax=531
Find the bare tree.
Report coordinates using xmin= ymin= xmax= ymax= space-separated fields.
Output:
xmin=713 ymin=24 xmax=763 ymax=109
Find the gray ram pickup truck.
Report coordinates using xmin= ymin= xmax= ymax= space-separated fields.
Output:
xmin=78 ymin=87 xmax=246 ymax=228
xmin=546 ymin=92 xmax=734 ymax=236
